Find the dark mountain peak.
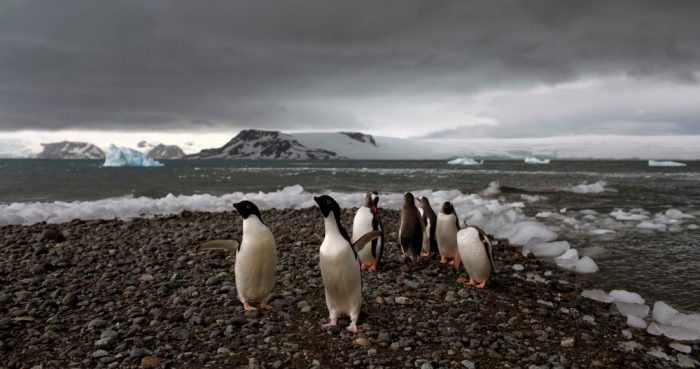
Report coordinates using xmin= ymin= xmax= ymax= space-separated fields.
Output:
xmin=340 ymin=132 xmax=377 ymax=146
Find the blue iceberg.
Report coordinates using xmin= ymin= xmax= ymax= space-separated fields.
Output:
xmin=524 ymin=156 xmax=550 ymax=164
xmin=447 ymin=157 xmax=484 ymax=165
xmin=103 ymin=144 xmax=163 ymax=167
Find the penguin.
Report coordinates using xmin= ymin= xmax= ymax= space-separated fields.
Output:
xmin=200 ymin=200 xmax=277 ymax=311
xmin=351 ymin=191 xmax=384 ymax=271
xmin=435 ymin=201 xmax=461 ymax=268
xmin=314 ymin=195 xmax=381 ymax=333
xmin=417 ymin=196 xmax=438 ymax=258
xmin=457 ymin=225 xmax=495 ymax=288
xmin=399 ymin=192 xmax=424 ymax=262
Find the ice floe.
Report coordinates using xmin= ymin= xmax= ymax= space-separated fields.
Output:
xmin=565 ymin=180 xmax=608 ymax=194
xmin=524 ymin=156 xmax=550 ymax=164
xmin=447 ymin=157 xmax=483 ymax=165
xmin=610 ymin=290 xmax=646 ymax=304
xmin=648 ymin=160 xmax=687 ymax=167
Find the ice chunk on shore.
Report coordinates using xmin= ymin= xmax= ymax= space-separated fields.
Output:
xmin=507 ymin=221 xmax=557 ymax=246
xmin=555 ymin=249 xmax=579 ymax=270
xmin=653 ymin=301 xmax=679 ymax=325
xmin=581 ymin=289 xmax=614 ymax=303
xmin=658 ymin=324 xmax=700 ymax=341
xmin=447 ymin=157 xmax=483 ymax=165
xmin=573 ymin=256 xmax=599 ymax=273
xmin=649 ymin=160 xmax=686 ymax=167
xmin=566 ymin=180 xmax=607 ymax=194
xmin=610 ymin=290 xmax=646 ymax=304
xmin=626 ymin=314 xmax=647 ymax=329
xmin=524 ymin=156 xmax=550 ymax=164
xmin=103 ymin=144 xmax=163 ymax=167
xmin=528 ymin=241 xmax=570 ymax=258
xmin=616 ymin=302 xmax=649 ymax=318
xmin=671 ymin=313 xmax=700 ymax=334
xmin=670 ymin=343 xmax=692 ymax=354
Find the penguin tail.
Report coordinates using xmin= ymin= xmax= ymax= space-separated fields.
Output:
xmin=199 ymin=240 xmax=239 ymax=251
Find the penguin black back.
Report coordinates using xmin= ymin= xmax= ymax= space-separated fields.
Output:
xmin=419 ymin=196 xmax=438 ymax=254
xmin=399 ymin=192 xmax=424 ymax=258
xmin=441 ymin=201 xmax=460 ymax=228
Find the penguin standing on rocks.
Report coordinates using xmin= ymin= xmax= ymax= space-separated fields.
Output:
xmin=315 ymin=195 xmax=381 ymax=332
xmin=457 ymin=226 xmax=495 ymax=288
xmin=199 ymin=200 xmax=277 ymax=311
xmin=399 ymin=192 xmax=424 ymax=262
xmin=417 ymin=196 xmax=438 ymax=258
xmin=436 ymin=201 xmax=461 ymax=268
xmin=351 ymin=191 xmax=384 ymax=271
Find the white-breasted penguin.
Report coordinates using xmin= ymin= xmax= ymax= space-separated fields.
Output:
xmin=457 ymin=225 xmax=495 ymax=288
xmin=199 ymin=200 xmax=277 ymax=311
xmin=399 ymin=192 xmax=424 ymax=262
xmin=417 ymin=196 xmax=438 ymax=257
xmin=436 ymin=201 xmax=461 ymax=268
xmin=314 ymin=195 xmax=381 ymax=333
xmin=351 ymin=191 xmax=384 ymax=271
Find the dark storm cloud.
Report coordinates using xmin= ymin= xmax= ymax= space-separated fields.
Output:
xmin=0 ymin=0 xmax=699 ymax=133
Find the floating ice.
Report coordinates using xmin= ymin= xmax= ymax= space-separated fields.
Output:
xmin=610 ymin=290 xmax=646 ymax=304
xmin=573 ymin=256 xmax=599 ymax=274
xmin=626 ymin=314 xmax=648 ymax=329
xmin=610 ymin=209 xmax=649 ymax=221
xmin=524 ymin=156 xmax=550 ymax=164
xmin=581 ymin=289 xmax=614 ymax=303
xmin=507 ymin=222 xmax=558 ymax=246
xmin=653 ymin=301 xmax=679 ymax=325
xmin=566 ymin=180 xmax=607 ymax=194
xmin=103 ymin=144 xmax=163 ymax=167
xmin=637 ymin=221 xmax=667 ymax=232
xmin=528 ymin=241 xmax=570 ymax=258
xmin=648 ymin=160 xmax=686 ymax=167
xmin=447 ymin=157 xmax=483 ymax=165
xmin=590 ymin=229 xmax=615 ymax=235
xmin=535 ymin=211 xmax=552 ymax=218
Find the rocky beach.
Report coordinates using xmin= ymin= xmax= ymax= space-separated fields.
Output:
xmin=1 ymin=208 xmax=697 ymax=368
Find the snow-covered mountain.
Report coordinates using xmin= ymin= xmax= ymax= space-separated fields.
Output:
xmin=293 ymin=132 xmax=440 ymax=159
xmin=186 ymin=129 xmax=338 ymax=159
xmin=146 ymin=144 xmax=185 ymax=159
xmin=35 ymin=141 xmax=105 ymax=159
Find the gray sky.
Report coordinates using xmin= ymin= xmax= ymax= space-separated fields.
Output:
xmin=1 ymin=0 xmax=699 ymax=139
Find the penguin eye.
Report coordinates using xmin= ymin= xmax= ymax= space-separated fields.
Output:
xmin=326 ymin=200 xmax=331 ymax=204
xmin=246 ymin=205 xmax=251 ymax=209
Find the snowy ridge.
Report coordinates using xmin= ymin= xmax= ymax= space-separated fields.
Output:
xmin=293 ymin=132 xmax=441 ymax=160
xmin=188 ymin=130 xmax=337 ymax=159
xmin=36 ymin=141 xmax=104 ymax=159
xmin=649 ymin=160 xmax=686 ymax=167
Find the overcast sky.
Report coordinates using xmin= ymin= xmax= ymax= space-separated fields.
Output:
xmin=1 ymin=0 xmax=699 ymax=143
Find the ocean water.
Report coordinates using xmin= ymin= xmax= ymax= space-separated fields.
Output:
xmin=1 ymin=159 xmax=699 ymax=311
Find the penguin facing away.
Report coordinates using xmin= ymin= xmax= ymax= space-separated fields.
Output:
xmin=457 ymin=225 xmax=495 ymax=288
xmin=352 ymin=191 xmax=384 ymax=271
xmin=200 ymin=200 xmax=277 ymax=311
xmin=417 ymin=196 xmax=438 ymax=258
xmin=314 ymin=195 xmax=381 ymax=333
xmin=399 ymin=192 xmax=424 ymax=262
xmin=435 ymin=201 xmax=461 ymax=268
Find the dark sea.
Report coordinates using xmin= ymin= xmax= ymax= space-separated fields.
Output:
xmin=1 ymin=159 xmax=699 ymax=311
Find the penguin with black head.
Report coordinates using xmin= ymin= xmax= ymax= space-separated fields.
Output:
xmin=436 ymin=201 xmax=461 ymax=268
xmin=314 ymin=195 xmax=380 ymax=332
xmin=352 ymin=191 xmax=384 ymax=271
xmin=417 ymin=196 xmax=438 ymax=258
xmin=199 ymin=200 xmax=277 ymax=311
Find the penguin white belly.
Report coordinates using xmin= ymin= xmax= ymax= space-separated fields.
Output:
xmin=319 ymin=239 xmax=362 ymax=319
xmin=234 ymin=220 xmax=277 ymax=303
xmin=421 ymin=219 xmax=432 ymax=254
xmin=457 ymin=227 xmax=491 ymax=283
xmin=352 ymin=207 xmax=381 ymax=265
xmin=436 ymin=213 xmax=459 ymax=258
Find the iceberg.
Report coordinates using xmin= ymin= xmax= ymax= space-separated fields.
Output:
xmin=447 ymin=157 xmax=483 ymax=165
xmin=524 ymin=156 xmax=550 ymax=164
xmin=648 ymin=160 xmax=686 ymax=167
xmin=103 ymin=144 xmax=163 ymax=167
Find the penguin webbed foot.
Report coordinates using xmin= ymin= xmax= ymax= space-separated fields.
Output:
xmin=346 ymin=321 xmax=358 ymax=333
xmin=439 ymin=256 xmax=448 ymax=264
xmin=243 ymin=303 xmax=257 ymax=311
xmin=260 ymin=302 xmax=273 ymax=310
xmin=474 ymin=280 xmax=488 ymax=289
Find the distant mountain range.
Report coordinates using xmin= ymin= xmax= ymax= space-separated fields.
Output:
xmin=185 ymin=130 xmax=339 ymax=159
xmin=36 ymin=141 xmax=105 ymax=159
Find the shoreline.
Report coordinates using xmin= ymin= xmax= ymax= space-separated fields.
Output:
xmin=1 ymin=208 xmax=697 ymax=368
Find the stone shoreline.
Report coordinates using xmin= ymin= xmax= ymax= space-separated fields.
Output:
xmin=0 ymin=208 xmax=697 ymax=368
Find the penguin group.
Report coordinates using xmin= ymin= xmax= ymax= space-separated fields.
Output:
xmin=198 ymin=191 xmax=494 ymax=333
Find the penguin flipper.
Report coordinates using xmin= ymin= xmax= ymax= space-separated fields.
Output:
xmin=352 ymin=230 xmax=383 ymax=252
xmin=199 ymin=240 xmax=239 ymax=251
xmin=477 ymin=230 xmax=496 ymax=272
